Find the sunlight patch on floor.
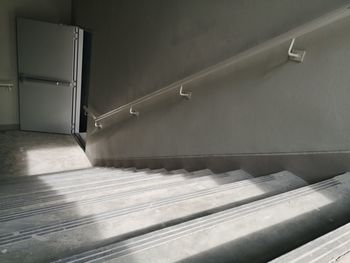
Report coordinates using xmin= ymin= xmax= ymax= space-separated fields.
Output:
xmin=25 ymin=145 xmax=91 ymax=175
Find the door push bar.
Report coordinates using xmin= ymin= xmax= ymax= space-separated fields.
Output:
xmin=19 ymin=74 xmax=72 ymax=87
xmin=0 ymin=82 xmax=14 ymax=91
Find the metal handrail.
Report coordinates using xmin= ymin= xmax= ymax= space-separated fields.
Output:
xmin=87 ymin=4 xmax=350 ymax=128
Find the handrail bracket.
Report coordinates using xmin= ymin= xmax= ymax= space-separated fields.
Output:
xmin=179 ymin=85 xmax=192 ymax=99
xmin=94 ymin=122 xmax=103 ymax=129
xmin=288 ymin=38 xmax=306 ymax=63
xmin=129 ymin=107 xmax=139 ymax=117
xmin=83 ymin=105 xmax=103 ymax=129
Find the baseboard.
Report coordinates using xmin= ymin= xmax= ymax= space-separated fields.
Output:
xmin=0 ymin=124 xmax=20 ymax=131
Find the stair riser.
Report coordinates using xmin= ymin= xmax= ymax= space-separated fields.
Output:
xmin=271 ymin=222 xmax=350 ymax=263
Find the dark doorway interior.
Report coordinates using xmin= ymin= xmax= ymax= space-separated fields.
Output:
xmin=79 ymin=31 xmax=92 ymax=133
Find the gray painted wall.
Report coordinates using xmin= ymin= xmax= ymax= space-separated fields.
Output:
xmin=72 ymin=0 xmax=350 ymax=166
xmin=0 ymin=0 xmax=71 ymax=129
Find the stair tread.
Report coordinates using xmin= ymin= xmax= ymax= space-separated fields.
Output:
xmin=0 ymin=169 xmax=250 ymax=211
xmin=0 ymin=167 xmax=110 ymax=185
xmin=0 ymin=168 xmax=171 ymax=198
xmin=270 ymin=222 xmax=350 ymax=263
xmin=49 ymin=173 xmax=350 ymax=263
xmin=0 ymin=170 xmax=252 ymax=225
xmin=0 ymin=171 xmax=305 ymax=262
xmin=0 ymin=171 xmax=296 ymax=233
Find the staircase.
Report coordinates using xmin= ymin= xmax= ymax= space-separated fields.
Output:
xmin=0 ymin=167 xmax=350 ymax=262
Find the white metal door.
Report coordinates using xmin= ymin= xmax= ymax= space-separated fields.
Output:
xmin=17 ymin=18 xmax=82 ymax=134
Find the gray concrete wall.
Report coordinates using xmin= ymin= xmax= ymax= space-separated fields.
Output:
xmin=72 ymin=0 xmax=350 ymax=166
xmin=0 ymin=0 xmax=72 ymax=128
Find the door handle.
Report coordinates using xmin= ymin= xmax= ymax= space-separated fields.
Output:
xmin=0 ymin=82 xmax=13 ymax=91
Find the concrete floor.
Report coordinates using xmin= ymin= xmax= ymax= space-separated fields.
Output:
xmin=0 ymin=130 xmax=91 ymax=177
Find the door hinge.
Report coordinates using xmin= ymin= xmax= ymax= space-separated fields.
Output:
xmin=74 ymin=28 xmax=79 ymax=40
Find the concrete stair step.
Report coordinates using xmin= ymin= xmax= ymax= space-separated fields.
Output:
xmin=0 ymin=168 xmax=169 ymax=197
xmin=0 ymin=168 xmax=168 ymax=189
xmin=0 ymin=171 xmax=305 ymax=262
xmin=0 ymin=168 xmax=207 ymax=202
xmin=0 ymin=171 xmax=254 ymax=233
xmin=51 ymin=173 xmax=350 ymax=263
xmin=270 ymin=222 xmax=350 ymax=263
xmin=0 ymin=167 xmax=108 ymax=184
xmin=0 ymin=169 xmax=234 ymax=211
xmin=0 ymin=170 xmax=252 ymax=227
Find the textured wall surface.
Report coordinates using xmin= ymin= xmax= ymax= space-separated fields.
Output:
xmin=0 ymin=0 xmax=72 ymax=128
xmin=72 ymin=0 xmax=350 ymax=165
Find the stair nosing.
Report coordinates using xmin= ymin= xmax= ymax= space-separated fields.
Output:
xmin=0 ymin=174 xmax=303 ymax=246
xmin=0 ymin=171 xmax=252 ymax=221
xmin=52 ymin=179 xmax=339 ymax=263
